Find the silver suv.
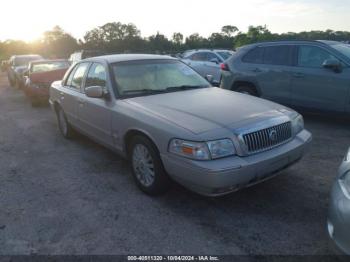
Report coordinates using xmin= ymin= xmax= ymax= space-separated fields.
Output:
xmin=182 ymin=49 xmax=234 ymax=85
xmin=220 ymin=40 xmax=350 ymax=114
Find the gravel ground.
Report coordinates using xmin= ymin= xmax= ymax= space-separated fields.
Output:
xmin=0 ymin=72 xmax=349 ymax=255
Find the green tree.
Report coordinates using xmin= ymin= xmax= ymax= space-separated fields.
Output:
xmin=40 ymin=26 xmax=78 ymax=58
xmin=185 ymin=33 xmax=209 ymax=49
xmin=84 ymin=22 xmax=143 ymax=53
xmin=3 ymin=23 xmax=350 ymax=59
xmin=148 ymin=32 xmax=172 ymax=53
xmin=221 ymin=25 xmax=239 ymax=37
xmin=84 ymin=28 xmax=105 ymax=49
xmin=172 ymin=32 xmax=184 ymax=45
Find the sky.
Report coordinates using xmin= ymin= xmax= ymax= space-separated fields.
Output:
xmin=0 ymin=0 xmax=349 ymax=41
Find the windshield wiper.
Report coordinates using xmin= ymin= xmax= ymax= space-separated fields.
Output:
xmin=122 ymin=89 xmax=166 ymax=94
xmin=165 ymin=85 xmax=208 ymax=92
xmin=122 ymin=85 xmax=209 ymax=96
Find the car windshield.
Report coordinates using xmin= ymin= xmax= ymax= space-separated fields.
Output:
xmin=332 ymin=43 xmax=350 ymax=59
xmin=32 ymin=61 xmax=70 ymax=73
xmin=112 ymin=60 xmax=210 ymax=97
xmin=217 ymin=51 xmax=233 ymax=60
xmin=14 ymin=56 xmax=42 ymax=67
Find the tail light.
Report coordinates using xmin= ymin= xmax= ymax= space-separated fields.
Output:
xmin=220 ymin=63 xmax=230 ymax=71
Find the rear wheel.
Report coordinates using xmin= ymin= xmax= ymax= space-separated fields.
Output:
xmin=56 ymin=106 xmax=75 ymax=139
xmin=236 ymin=86 xmax=258 ymax=96
xmin=129 ymin=136 xmax=171 ymax=195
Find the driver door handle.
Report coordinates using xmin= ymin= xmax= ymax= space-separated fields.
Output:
xmin=293 ymin=72 xmax=305 ymax=78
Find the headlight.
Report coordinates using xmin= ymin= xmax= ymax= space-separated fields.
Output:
xmin=345 ymin=148 xmax=350 ymax=162
xmin=168 ymin=138 xmax=235 ymax=160
xmin=169 ymin=139 xmax=210 ymax=160
xmin=339 ymin=171 xmax=350 ymax=198
xmin=207 ymin=139 xmax=236 ymax=159
xmin=291 ymin=114 xmax=304 ymax=135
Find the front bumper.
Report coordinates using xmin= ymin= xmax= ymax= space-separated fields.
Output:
xmin=161 ymin=130 xmax=312 ymax=196
xmin=328 ymin=170 xmax=350 ymax=255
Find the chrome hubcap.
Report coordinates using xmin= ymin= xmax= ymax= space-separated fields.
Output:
xmin=132 ymin=144 xmax=155 ymax=187
xmin=58 ymin=109 xmax=67 ymax=135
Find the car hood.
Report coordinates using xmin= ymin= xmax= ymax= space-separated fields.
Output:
xmin=124 ymin=87 xmax=291 ymax=134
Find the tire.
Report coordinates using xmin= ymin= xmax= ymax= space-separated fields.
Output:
xmin=236 ymin=86 xmax=258 ymax=96
xmin=56 ymin=106 xmax=75 ymax=139
xmin=129 ymin=135 xmax=171 ymax=195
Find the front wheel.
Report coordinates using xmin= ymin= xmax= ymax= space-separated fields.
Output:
xmin=56 ymin=106 xmax=75 ymax=139
xmin=129 ymin=136 xmax=171 ymax=195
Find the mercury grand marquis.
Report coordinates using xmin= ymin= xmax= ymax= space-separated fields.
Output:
xmin=49 ymin=54 xmax=312 ymax=196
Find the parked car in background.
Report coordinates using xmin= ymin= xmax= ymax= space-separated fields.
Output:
xmin=23 ymin=59 xmax=70 ymax=106
xmin=328 ymin=147 xmax=350 ymax=255
xmin=7 ymin=54 xmax=43 ymax=88
xmin=69 ymin=50 xmax=106 ymax=64
xmin=220 ymin=40 xmax=350 ymax=114
xmin=50 ymin=54 xmax=311 ymax=196
xmin=181 ymin=49 xmax=234 ymax=86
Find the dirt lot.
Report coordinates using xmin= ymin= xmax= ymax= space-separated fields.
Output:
xmin=0 ymin=72 xmax=349 ymax=255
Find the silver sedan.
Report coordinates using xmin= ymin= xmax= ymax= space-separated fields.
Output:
xmin=49 ymin=54 xmax=312 ymax=196
xmin=328 ymin=148 xmax=350 ymax=254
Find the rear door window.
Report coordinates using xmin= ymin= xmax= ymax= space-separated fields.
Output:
xmin=263 ymin=45 xmax=294 ymax=66
xmin=242 ymin=47 xmax=264 ymax=64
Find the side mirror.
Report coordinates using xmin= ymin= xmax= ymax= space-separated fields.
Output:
xmin=205 ymin=74 xmax=214 ymax=84
xmin=85 ymin=86 xmax=106 ymax=98
xmin=210 ymin=58 xmax=220 ymax=64
xmin=322 ymin=59 xmax=342 ymax=72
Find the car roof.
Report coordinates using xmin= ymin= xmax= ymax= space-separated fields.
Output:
xmin=243 ymin=40 xmax=342 ymax=48
xmin=72 ymin=49 xmax=105 ymax=54
xmin=30 ymin=59 xmax=68 ymax=65
xmin=317 ymin=40 xmax=343 ymax=45
xmin=13 ymin=54 xmax=42 ymax=58
xmin=184 ymin=49 xmax=233 ymax=53
xmin=84 ymin=54 xmax=176 ymax=63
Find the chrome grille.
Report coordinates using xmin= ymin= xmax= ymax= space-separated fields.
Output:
xmin=242 ymin=122 xmax=292 ymax=154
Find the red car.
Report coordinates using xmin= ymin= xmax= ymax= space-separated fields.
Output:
xmin=24 ymin=59 xmax=70 ymax=106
